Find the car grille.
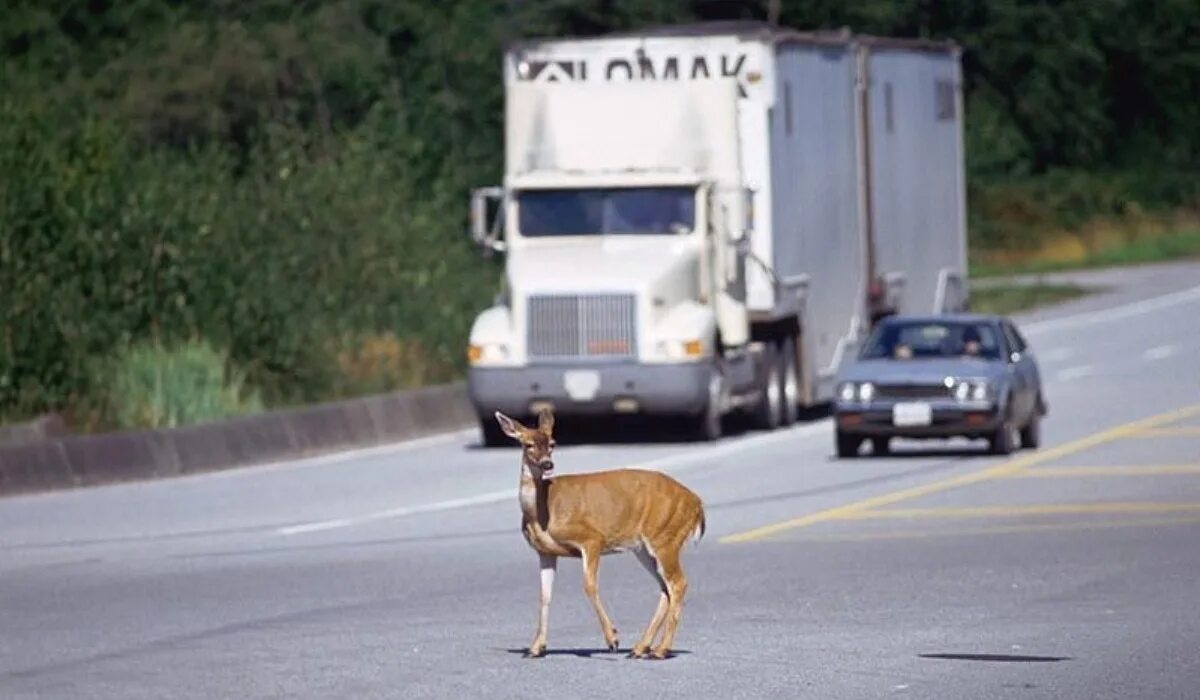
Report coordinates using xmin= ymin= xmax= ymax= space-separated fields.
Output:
xmin=526 ymin=294 xmax=637 ymax=362
xmin=874 ymin=383 xmax=951 ymax=400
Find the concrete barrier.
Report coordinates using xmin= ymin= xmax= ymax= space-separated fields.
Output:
xmin=0 ymin=382 xmax=478 ymax=497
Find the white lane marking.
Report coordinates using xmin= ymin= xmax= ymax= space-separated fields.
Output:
xmin=275 ymin=419 xmax=832 ymax=536
xmin=1055 ymin=365 xmax=1095 ymax=382
xmin=1022 ymin=284 xmax=1200 ymax=336
xmin=277 ymin=490 xmax=512 ymax=535
xmin=1041 ymin=347 xmax=1074 ymax=363
xmin=1143 ymin=344 xmax=1178 ymax=361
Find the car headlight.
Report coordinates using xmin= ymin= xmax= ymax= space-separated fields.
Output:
xmin=953 ymin=379 xmax=990 ymax=402
xmin=838 ymin=381 xmax=876 ymax=402
xmin=467 ymin=342 xmax=509 ymax=364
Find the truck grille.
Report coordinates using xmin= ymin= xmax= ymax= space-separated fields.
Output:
xmin=526 ymin=294 xmax=637 ymax=361
xmin=875 ymin=384 xmax=951 ymax=400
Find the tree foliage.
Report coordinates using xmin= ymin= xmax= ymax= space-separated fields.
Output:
xmin=2 ymin=0 xmax=1198 ymax=425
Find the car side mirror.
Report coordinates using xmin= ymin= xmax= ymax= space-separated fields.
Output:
xmin=1009 ymin=351 xmax=1022 ymax=364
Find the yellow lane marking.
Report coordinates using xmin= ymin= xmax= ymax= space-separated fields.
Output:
xmin=838 ymin=502 xmax=1200 ymax=521
xmin=1012 ymin=465 xmax=1200 ymax=478
xmin=718 ymin=403 xmax=1200 ymax=544
xmin=777 ymin=515 xmax=1200 ymax=543
xmin=1128 ymin=427 xmax=1200 ymax=438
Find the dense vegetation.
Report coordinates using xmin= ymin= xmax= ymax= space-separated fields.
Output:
xmin=3 ymin=1 xmax=1198 ymax=428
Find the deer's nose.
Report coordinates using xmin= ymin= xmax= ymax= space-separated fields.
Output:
xmin=539 ymin=459 xmax=555 ymax=471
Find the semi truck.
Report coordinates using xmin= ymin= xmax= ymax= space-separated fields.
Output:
xmin=465 ymin=21 xmax=969 ymax=445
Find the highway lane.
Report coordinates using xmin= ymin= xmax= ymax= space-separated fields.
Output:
xmin=2 ymin=261 xmax=1199 ymax=699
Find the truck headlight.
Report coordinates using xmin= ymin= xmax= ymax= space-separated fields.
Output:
xmin=658 ymin=339 xmax=704 ymax=360
xmin=467 ymin=342 xmax=509 ymax=364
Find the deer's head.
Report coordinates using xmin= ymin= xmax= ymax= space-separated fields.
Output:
xmin=495 ymin=408 xmax=557 ymax=477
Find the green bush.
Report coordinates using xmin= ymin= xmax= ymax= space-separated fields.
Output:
xmin=101 ymin=340 xmax=263 ymax=429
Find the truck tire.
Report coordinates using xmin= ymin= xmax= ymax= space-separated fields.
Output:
xmin=752 ymin=343 xmax=783 ymax=431
xmin=835 ymin=429 xmax=862 ymax=458
xmin=872 ymin=437 xmax=891 ymax=456
xmin=692 ymin=369 xmax=724 ymax=442
xmin=480 ymin=418 xmax=508 ymax=448
xmin=779 ymin=336 xmax=799 ymax=427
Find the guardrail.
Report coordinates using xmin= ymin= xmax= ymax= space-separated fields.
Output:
xmin=0 ymin=382 xmax=477 ymax=497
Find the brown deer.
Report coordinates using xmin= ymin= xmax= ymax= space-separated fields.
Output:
xmin=494 ymin=408 xmax=706 ymax=660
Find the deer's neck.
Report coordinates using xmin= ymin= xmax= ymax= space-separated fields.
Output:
xmin=518 ymin=462 xmax=549 ymax=525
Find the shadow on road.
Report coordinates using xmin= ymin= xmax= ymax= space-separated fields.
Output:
xmin=465 ymin=405 xmax=833 ymax=450
xmin=920 ymin=652 xmax=1071 ymax=663
xmin=501 ymin=647 xmax=691 ymax=660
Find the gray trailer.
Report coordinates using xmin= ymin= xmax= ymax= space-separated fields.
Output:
xmin=466 ymin=22 xmax=968 ymax=443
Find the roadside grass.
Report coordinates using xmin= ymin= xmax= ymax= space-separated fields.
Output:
xmin=969 ymin=283 xmax=1094 ymax=316
xmin=971 ymin=228 xmax=1200 ymax=279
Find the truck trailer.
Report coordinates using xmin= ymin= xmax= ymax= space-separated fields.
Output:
xmin=465 ymin=21 xmax=969 ymax=445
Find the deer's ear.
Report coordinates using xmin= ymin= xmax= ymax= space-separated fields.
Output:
xmin=494 ymin=411 xmax=524 ymax=440
xmin=537 ymin=406 xmax=555 ymax=435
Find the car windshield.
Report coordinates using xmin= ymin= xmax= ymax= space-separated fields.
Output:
xmin=517 ymin=187 xmax=696 ymax=237
xmin=861 ymin=320 xmax=1003 ymax=361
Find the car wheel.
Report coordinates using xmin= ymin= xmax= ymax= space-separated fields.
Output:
xmin=836 ymin=429 xmax=862 ymax=458
xmin=693 ymin=369 xmax=724 ymax=442
xmin=778 ymin=336 xmax=800 ymax=427
xmin=988 ymin=410 xmax=1018 ymax=455
xmin=753 ymin=343 xmax=783 ymax=431
xmin=1020 ymin=411 xmax=1041 ymax=449
xmin=872 ymin=437 xmax=891 ymax=456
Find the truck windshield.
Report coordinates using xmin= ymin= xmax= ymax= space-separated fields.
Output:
xmin=518 ymin=187 xmax=695 ymax=237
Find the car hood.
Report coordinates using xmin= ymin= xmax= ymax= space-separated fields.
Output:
xmin=837 ymin=358 xmax=1007 ymax=384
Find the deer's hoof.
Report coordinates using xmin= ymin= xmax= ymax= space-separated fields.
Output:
xmin=649 ymin=648 xmax=671 ymax=660
xmin=525 ymin=644 xmax=546 ymax=658
xmin=628 ymin=645 xmax=650 ymax=659
xmin=606 ymin=638 xmax=619 ymax=652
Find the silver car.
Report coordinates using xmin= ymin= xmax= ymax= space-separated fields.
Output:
xmin=832 ymin=314 xmax=1047 ymax=457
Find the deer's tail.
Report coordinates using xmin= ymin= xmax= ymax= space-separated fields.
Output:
xmin=692 ymin=505 xmax=707 ymax=546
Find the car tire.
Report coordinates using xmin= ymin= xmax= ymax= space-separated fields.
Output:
xmin=836 ymin=429 xmax=862 ymax=458
xmin=753 ymin=343 xmax=783 ymax=431
xmin=988 ymin=410 xmax=1017 ymax=456
xmin=1020 ymin=411 xmax=1041 ymax=450
xmin=872 ymin=437 xmax=891 ymax=456
xmin=778 ymin=336 xmax=800 ymax=427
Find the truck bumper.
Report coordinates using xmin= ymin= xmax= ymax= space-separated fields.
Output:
xmin=468 ymin=362 xmax=711 ymax=418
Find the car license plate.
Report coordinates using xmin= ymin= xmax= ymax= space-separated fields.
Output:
xmin=563 ymin=370 xmax=600 ymax=402
xmin=893 ymin=402 xmax=932 ymax=427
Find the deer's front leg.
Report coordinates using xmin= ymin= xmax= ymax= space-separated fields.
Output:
xmin=527 ymin=553 xmax=556 ymax=657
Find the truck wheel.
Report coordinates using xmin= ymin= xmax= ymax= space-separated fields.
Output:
xmin=692 ymin=369 xmax=724 ymax=442
xmin=479 ymin=418 xmax=508 ymax=448
xmin=778 ymin=337 xmax=799 ymax=427
xmin=835 ymin=429 xmax=862 ymax=458
xmin=752 ymin=343 xmax=783 ymax=431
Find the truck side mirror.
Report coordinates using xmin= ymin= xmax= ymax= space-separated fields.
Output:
xmin=470 ymin=186 xmax=506 ymax=255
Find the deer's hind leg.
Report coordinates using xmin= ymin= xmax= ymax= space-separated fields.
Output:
xmin=649 ymin=543 xmax=689 ymax=660
xmin=630 ymin=542 xmax=670 ymax=659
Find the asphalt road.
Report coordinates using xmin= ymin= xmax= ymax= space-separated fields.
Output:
xmin=3 ymin=261 xmax=1199 ymax=700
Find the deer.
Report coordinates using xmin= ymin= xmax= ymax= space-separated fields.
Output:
xmin=494 ymin=408 xmax=706 ymax=660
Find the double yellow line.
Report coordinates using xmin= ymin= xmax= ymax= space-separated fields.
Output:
xmin=718 ymin=403 xmax=1200 ymax=544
